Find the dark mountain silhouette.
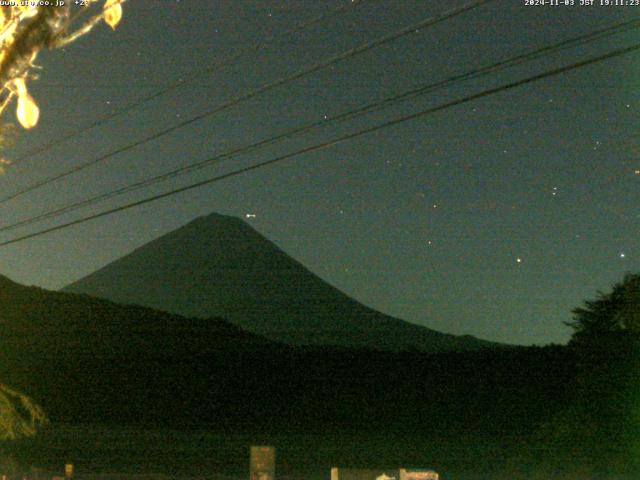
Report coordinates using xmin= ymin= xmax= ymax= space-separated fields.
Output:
xmin=0 ymin=273 xmax=268 ymax=360
xmin=0 ymin=273 xmax=557 ymax=432
xmin=1 ymin=273 xmax=631 ymax=477
xmin=0 ymin=272 xmax=566 ymax=431
xmin=0 ymin=273 xmax=280 ymax=426
xmin=64 ymin=213 xmax=497 ymax=352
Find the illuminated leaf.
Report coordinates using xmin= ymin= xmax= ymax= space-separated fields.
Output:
xmin=16 ymin=92 xmax=39 ymax=129
xmin=103 ymin=0 xmax=122 ymax=30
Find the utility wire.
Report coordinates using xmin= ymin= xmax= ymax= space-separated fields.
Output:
xmin=0 ymin=41 xmax=637 ymax=248
xmin=1 ymin=17 xmax=637 ymax=234
xmin=10 ymin=0 xmax=369 ymax=166
xmin=0 ymin=0 xmax=493 ymax=205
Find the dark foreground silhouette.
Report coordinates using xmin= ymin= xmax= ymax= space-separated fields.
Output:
xmin=0 ymin=274 xmax=637 ymax=478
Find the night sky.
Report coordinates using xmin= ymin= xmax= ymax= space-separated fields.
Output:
xmin=0 ymin=0 xmax=637 ymax=346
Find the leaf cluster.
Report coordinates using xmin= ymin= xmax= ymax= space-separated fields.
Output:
xmin=0 ymin=384 xmax=46 ymax=441
xmin=0 ymin=1 xmax=124 ymax=131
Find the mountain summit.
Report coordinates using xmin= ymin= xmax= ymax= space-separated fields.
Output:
xmin=65 ymin=213 xmax=496 ymax=352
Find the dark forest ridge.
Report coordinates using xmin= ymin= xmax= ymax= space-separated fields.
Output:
xmin=0 ymin=272 xmax=543 ymax=432
xmin=0 ymin=272 xmax=635 ymax=476
xmin=0 ymin=272 xmax=568 ymax=436
xmin=0 ymin=272 xmax=270 ymax=360
xmin=64 ymin=212 xmax=499 ymax=352
xmin=0 ymin=273 xmax=275 ymax=424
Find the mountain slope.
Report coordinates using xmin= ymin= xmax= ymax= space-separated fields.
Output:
xmin=0 ymin=273 xmax=267 ymax=360
xmin=0 ymin=273 xmax=285 ymax=426
xmin=64 ymin=213 xmax=497 ymax=352
xmin=0 ymin=274 xmax=581 ymax=470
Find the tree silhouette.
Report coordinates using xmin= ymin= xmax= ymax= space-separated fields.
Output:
xmin=566 ymin=273 xmax=640 ymax=346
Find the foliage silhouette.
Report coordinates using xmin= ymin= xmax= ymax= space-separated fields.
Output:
xmin=566 ymin=273 xmax=640 ymax=347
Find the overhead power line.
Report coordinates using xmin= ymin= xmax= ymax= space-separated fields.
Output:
xmin=10 ymin=0 xmax=369 ymax=166
xmin=1 ymin=41 xmax=637 ymax=248
xmin=1 ymin=17 xmax=638 ymax=234
xmin=0 ymin=0 xmax=493 ymax=205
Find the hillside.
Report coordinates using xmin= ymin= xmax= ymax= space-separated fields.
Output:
xmin=64 ymin=213 xmax=498 ymax=352
xmin=0 ymin=273 xmax=277 ymax=426
xmin=0 ymin=274 xmax=634 ymax=477
xmin=0 ymin=273 xmax=561 ymax=432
